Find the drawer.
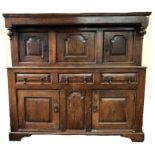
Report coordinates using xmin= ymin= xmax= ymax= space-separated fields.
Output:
xmin=59 ymin=73 xmax=93 ymax=84
xmin=16 ymin=73 xmax=51 ymax=84
xmin=101 ymin=73 xmax=137 ymax=84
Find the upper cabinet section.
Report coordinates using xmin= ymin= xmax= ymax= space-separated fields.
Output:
xmin=3 ymin=12 xmax=151 ymax=66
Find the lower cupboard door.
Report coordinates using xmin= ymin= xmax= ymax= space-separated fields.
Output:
xmin=64 ymin=90 xmax=86 ymax=130
xmin=92 ymin=90 xmax=135 ymax=130
xmin=17 ymin=90 xmax=59 ymax=131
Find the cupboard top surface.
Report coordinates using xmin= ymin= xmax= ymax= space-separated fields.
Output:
xmin=3 ymin=12 xmax=151 ymax=28
xmin=3 ymin=12 xmax=151 ymax=17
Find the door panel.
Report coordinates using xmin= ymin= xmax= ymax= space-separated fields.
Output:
xmin=61 ymin=90 xmax=86 ymax=130
xmin=19 ymin=33 xmax=49 ymax=63
xmin=56 ymin=32 xmax=96 ymax=63
xmin=104 ymin=31 xmax=133 ymax=63
xmin=67 ymin=92 xmax=85 ymax=129
xmin=18 ymin=90 xmax=59 ymax=130
xmin=99 ymin=98 xmax=126 ymax=122
xmin=92 ymin=90 xmax=135 ymax=130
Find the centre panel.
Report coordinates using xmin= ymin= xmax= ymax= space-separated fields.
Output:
xmin=56 ymin=32 xmax=96 ymax=64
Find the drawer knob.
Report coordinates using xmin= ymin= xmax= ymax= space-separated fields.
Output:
xmin=23 ymin=78 xmax=27 ymax=84
xmin=46 ymin=75 xmax=50 ymax=82
xmin=108 ymin=77 xmax=112 ymax=83
xmin=40 ymin=77 xmax=45 ymax=83
xmin=81 ymin=96 xmax=85 ymax=100
xmin=84 ymin=76 xmax=88 ymax=84
xmin=40 ymin=75 xmax=50 ymax=83
xmin=64 ymin=76 xmax=69 ymax=84
xmin=105 ymin=76 xmax=112 ymax=84
xmin=54 ymin=104 xmax=59 ymax=112
xmin=127 ymin=77 xmax=134 ymax=84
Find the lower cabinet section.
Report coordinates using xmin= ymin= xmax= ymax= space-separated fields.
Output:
xmin=16 ymin=89 xmax=135 ymax=131
xmin=17 ymin=89 xmax=136 ymax=131
xmin=17 ymin=90 xmax=59 ymax=130
xmin=7 ymin=67 xmax=146 ymax=141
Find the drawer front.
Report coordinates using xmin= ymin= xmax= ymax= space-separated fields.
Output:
xmin=101 ymin=73 xmax=137 ymax=84
xmin=59 ymin=73 xmax=93 ymax=84
xmin=12 ymin=68 xmax=141 ymax=90
xmin=16 ymin=73 xmax=51 ymax=84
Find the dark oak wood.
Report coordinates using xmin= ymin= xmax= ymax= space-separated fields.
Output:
xmin=4 ymin=27 xmax=148 ymax=66
xmin=9 ymin=132 xmax=32 ymax=141
xmin=7 ymin=67 xmax=146 ymax=141
xmin=57 ymin=32 xmax=96 ymax=63
xmin=104 ymin=31 xmax=133 ymax=63
xmin=19 ymin=32 xmax=49 ymax=63
xmin=92 ymin=90 xmax=135 ymax=130
xmin=4 ymin=13 xmax=150 ymax=141
xmin=121 ymin=132 xmax=144 ymax=142
xmin=66 ymin=90 xmax=86 ymax=130
xmin=3 ymin=12 xmax=151 ymax=29
xmin=9 ymin=131 xmax=144 ymax=142
xmin=17 ymin=90 xmax=59 ymax=130
xmin=4 ymin=13 xmax=151 ymax=66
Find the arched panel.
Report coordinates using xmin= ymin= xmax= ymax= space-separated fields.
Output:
xmin=56 ymin=32 xmax=95 ymax=63
xmin=67 ymin=92 xmax=85 ymax=130
xmin=65 ymin=34 xmax=87 ymax=56
xmin=104 ymin=31 xmax=133 ymax=63
xmin=26 ymin=36 xmax=43 ymax=56
xmin=19 ymin=32 xmax=49 ymax=63
xmin=110 ymin=35 xmax=127 ymax=55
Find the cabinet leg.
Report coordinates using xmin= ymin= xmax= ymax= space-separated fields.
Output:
xmin=9 ymin=132 xmax=32 ymax=141
xmin=121 ymin=132 xmax=144 ymax=142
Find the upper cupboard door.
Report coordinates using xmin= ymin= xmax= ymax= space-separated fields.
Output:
xmin=19 ymin=32 xmax=50 ymax=65
xmin=56 ymin=32 xmax=96 ymax=64
xmin=104 ymin=31 xmax=134 ymax=64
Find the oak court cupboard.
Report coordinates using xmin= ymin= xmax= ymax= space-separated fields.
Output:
xmin=3 ymin=12 xmax=151 ymax=141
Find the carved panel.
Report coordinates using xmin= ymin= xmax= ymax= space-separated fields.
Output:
xmin=99 ymin=98 xmax=126 ymax=122
xmin=17 ymin=90 xmax=59 ymax=130
xmin=92 ymin=90 xmax=135 ymax=130
xmin=65 ymin=34 xmax=87 ymax=56
xmin=66 ymin=91 xmax=85 ymax=130
xmin=110 ymin=35 xmax=127 ymax=55
xmin=25 ymin=97 xmax=51 ymax=122
xmin=19 ymin=33 xmax=49 ymax=63
xmin=26 ymin=37 xmax=43 ymax=56
xmin=57 ymin=32 xmax=95 ymax=63
xmin=104 ymin=31 xmax=133 ymax=63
